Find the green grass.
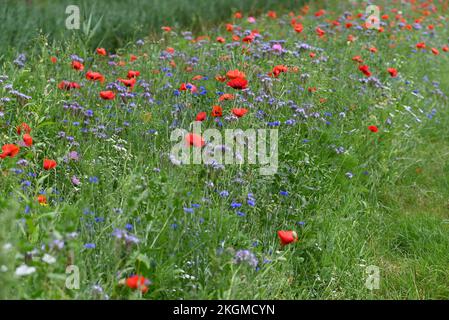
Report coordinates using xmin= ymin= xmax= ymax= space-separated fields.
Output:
xmin=0 ymin=0 xmax=301 ymax=59
xmin=1 ymin=0 xmax=449 ymax=299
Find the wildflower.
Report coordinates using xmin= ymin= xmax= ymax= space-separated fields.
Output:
xmin=127 ymin=70 xmax=140 ymax=78
xmin=277 ymin=230 xmax=298 ymax=245
xmin=294 ymin=23 xmax=304 ymax=33
xmin=100 ymin=91 xmax=115 ymax=100
xmin=96 ymin=48 xmax=107 ymax=56
xmin=195 ymin=112 xmax=207 ymax=122
xmin=42 ymin=253 xmax=56 ymax=264
xmin=218 ymin=93 xmax=234 ymax=101
xmin=387 ymin=68 xmax=398 ymax=77
xmin=16 ymin=122 xmax=31 ymax=135
xmin=315 ymin=27 xmax=326 ymax=37
xmin=43 ymin=159 xmax=57 ymax=170
xmin=14 ymin=264 xmax=36 ymax=276
xmin=234 ymin=250 xmax=258 ymax=268
xmin=0 ymin=144 xmax=20 ymax=159
xmin=232 ymin=108 xmax=248 ymax=118
xmin=227 ymin=77 xmax=248 ymax=90
xmin=84 ymin=243 xmax=96 ymax=249
xmin=185 ymin=133 xmax=205 ymax=148
xmin=58 ymin=81 xmax=80 ymax=90
xmin=416 ymin=42 xmax=426 ymax=49
xmin=125 ymin=275 xmax=150 ymax=293
xmin=86 ymin=71 xmax=105 ymax=83
xmin=431 ymin=48 xmax=439 ymax=55
xmin=272 ymin=43 xmax=283 ymax=53
xmin=271 ymin=65 xmax=288 ymax=78
xmin=71 ymin=60 xmax=84 ymax=71
xmin=359 ymin=65 xmax=372 ymax=77
xmin=267 ymin=10 xmax=277 ymax=19
xmin=118 ymin=78 xmax=136 ymax=88
xmin=23 ymin=134 xmax=33 ymax=147
xmin=226 ymin=69 xmax=246 ymax=80
xmin=368 ymin=125 xmax=378 ymax=133
xmin=211 ymin=105 xmax=223 ymax=117
xmin=71 ymin=175 xmax=81 ymax=186
xmin=37 ymin=195 xmax=47 ymax=205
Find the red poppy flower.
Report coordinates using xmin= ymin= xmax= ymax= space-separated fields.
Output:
xmin=179 ymin=83 xmax=197 ymax=93
xmin=314 ymin=9 xmax=325 ymax=17
xmin=267 ymin=11 xmax=277 ymax=19
xmin=232 ymin=108 xmax=248 ymax=117
xmin=387 ymin=68 xmax=398 ymax=77
xmin=443 ymin=46 xmax=449 ymax=52
xmin=227 ymin=77 xmax=248 ymax=90
xmin=161 ymin=26 xmax=172 ymax=32
xmin=166 ymin=47 xmax=175 ymax=54
xmin=96 ymin=48 xmax=107 ymax=56
xmin=416 ymin=42 xmax=426 ymax=49
xmin=352 ymin=55 xmax=363 ymax=63
xmin=226 ymin=69 xmax=246 ymax=80
xmin=234 ymin=12 xmax=242 ymax=19
xmin=293 ymin=23 xmax=303 ymax=33
xmin=242 ymin=35 xmax=254 ymax=43
xmin=58 ymin=81 xmax=80 ymax=90
xmin=43 ymin=159 xmax=57 ymax=170
xmin=226 ymin=24 xmax=234 ymax=32
xmin=315 ymin=27 xmax=326 ymax=37
xmin=358 ymin=65 xmax=372 ymax=77
xmin=272 ymin=65 xmax=288 ymax=78
xmin=125 ymin=275 xmax=150 ymax=294
xmin=130 ymin=54 xmax=138 ymax=62
xmin=216 ymin=37 xmax=226 ymax=43
xmin=118 ymin=78 xmax=136 ymax=88
xmin=23 ymin=134 xmax=33 ymax=147
xmin=192 ymin=75 xmax=203 ymax=81
xmin=368 ymin=125 xmax=378 ymax=133
xmin=127 ymin=70 xmax=140 ymax=79
xmin=86 ymin=71 xmax=105 ymax=83
xmin=211 ymin=105 xmax=223 ymax=117
xmin=37 ymin=195 xmax=47 ymax=205
xmin=50 ymin=56 xmax=57 ymax=64
xmin=219 ymin=93 xmax=235 ymax=101
xmin=185 ymin=133 xmax=205 ymax=148
xmin=369 ymin=47 xmax=377 ymax=53
xmin=195 ymin=112 xmax=207 ymax=122
xmin=0 ymin=144 xmax=20 ymax=159
xmin=100 ymin=91 xmax=115 ymax=100
xmin=278 ymin=230 xmax=298 ymax=245
xmin=71 ymin=60 xmax=84 ymax=71
xmin=16 ymin=122 xmax=31 ymax=135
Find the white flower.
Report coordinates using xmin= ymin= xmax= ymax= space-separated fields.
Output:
xmin=14 ymin=264 xmax=36 ymax=276
xmin=0 ymin=265 xmax=8 ymax=272
xmin=42 ymin=253 xmax=56 ymax=264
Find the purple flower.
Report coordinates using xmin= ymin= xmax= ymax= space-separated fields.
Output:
xmin=234 ymin=250 xmax=258 ymax=268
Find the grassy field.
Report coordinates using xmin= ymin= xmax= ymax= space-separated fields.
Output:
xmin=0 ymin=0 xmax=301 ymax=58
xmin=1 ymin=0 xmax=449 ymax=299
